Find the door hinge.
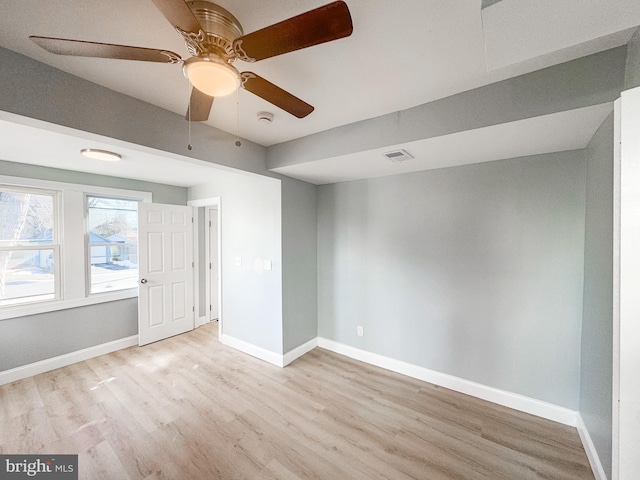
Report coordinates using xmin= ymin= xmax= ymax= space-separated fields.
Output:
xmin=192 ymin=306 xmax=195 ymax=312
xmin=192 ymin=217 xmax=194 ymax=223
xmin=192 ymin=261 xmax=194 ymax=268
xmin=209 ymin=262 xmax=212 ymax=269
xmin=209 ymin=220 xmax=212 ymax=227
xmin=209 ymin=305 xmax=211 ymax=311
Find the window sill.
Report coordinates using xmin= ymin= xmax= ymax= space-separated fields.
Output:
xmin=0 ymin=289 xmax=138 ymax=321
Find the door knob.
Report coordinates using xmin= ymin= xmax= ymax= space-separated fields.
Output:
xmin=140 ymin=278 xmax=148 ymax=284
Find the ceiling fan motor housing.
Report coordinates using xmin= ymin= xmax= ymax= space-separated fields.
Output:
xmin=186 ymin=1 xmax=243 ymax=61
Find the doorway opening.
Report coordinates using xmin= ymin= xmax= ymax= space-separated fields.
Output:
xmin=189 ymin=196 xmax=222 ymax=339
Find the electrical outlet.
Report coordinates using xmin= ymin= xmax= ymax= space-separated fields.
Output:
xmin=357 ymin=325 xmax=364 ymax=337
xmin=235 ymin=256 xmax=242 ymax=267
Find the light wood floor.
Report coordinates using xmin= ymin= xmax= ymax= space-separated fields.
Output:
xmin=0 ymin=323 xmax=594 ymax=479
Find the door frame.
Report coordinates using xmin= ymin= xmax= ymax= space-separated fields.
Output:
xmin=613 ymin=86 xmax=640 ymax=479
xmin=188 ymin=196 xmax=222 ymax=338
xmin=204 ymin=205 xmax=219 ymax=322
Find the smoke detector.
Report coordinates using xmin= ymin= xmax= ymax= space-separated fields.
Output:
xmin=257 ymin=111 xmax=274 ymax=123
xmin=383 ymin=149 xmax=413 ymax=163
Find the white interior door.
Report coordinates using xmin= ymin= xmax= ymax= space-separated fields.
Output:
xmin=138 ymin=203 xmax=194 ymax=346
xmin=208 ymin=207 xmax=219 ymax=321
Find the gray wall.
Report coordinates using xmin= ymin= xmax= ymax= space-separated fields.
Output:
xmin=0 ymin=46 xmax=320 ymax=363
xmin=624 ymin=27 xmax=640 ymax=90
xmin=580 ymin=114 xmax=614 ymax=478
xmin=282 ymin=176 xmax=318 ymax=352
xmin=0 ymin=300 xmax=137 ymax=371
xmin=0 ymin=47 xmax=267 ymax=176
xmin=268 ymin=47 xmax=626 ymax=170
xmin=0 ymin=161 xmax=187 ymax=371
xmin=189 ymin=174 xmax=283 ymax=355
xmin=576 ymin=34 xmax=640 ymax=476
xmin=317 ymin=151 xmax=587 ymax=409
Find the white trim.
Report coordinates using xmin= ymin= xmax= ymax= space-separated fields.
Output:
xmin=283 ymin=338 xmax=318 ymax=367
xmin=187 ymin=196 xmax=222 ymax=340
xmin=0 ymin=289 xmax=138 ymax=321
xmin=204 ymin=206 xmax=211 ymax=322
xmin=577 ymin=413 xmax=608 ymax=480
xmin=205 ymin=206 xmax=220 ymax=323
xmin=617 ymin=85 xmax=640 ymax=480
xmin=188 ymin=197 xmax=222 ymax=207
xmin=612 ymin=96 xmax=621 ymax=480
xmin=0 ymin=173 xmax=151 ymax=321
xmin=0 ymin=335 xmax=138 ymax=386
xmin=192 ymin=206 xmax=201 ymax=328
xmin=220 ymin=333 xmax=284 ymax=367
xmin=317 ymin=337 xmax=578 ymax=427
xmin=219 ymin=335 xmax=317 ymax=368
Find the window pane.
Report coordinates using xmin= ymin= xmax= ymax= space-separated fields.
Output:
xmin=87 ymin=197 xmax=138 ymax=294
xmin=0 ymin=249 xmax=56 ymax=306
xmin=88 ymin=197 xmax=138 ymax=242
xmin=0 ymin=190 xmax=54 ymax=246
xmin=90 ymin=246 xmax=138 ymax=293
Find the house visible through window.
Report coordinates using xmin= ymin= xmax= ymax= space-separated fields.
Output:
xmin=0 ymin=187 xmax=59 ymax=306
xmin=87 ymin=196 xmax=139 ymax=294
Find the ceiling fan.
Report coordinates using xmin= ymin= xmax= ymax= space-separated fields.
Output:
xmin=30 ymin=0 xmax=353 ymax=121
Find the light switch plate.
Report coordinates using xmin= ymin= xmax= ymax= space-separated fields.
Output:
xmin=263 ymin=259 xmax=272 ymax=271
xmin=235 ymin=256 xmax=242 ymax=267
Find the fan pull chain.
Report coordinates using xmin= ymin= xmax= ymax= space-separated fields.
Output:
xmin=187 ymin=80 xmax=193 ymax=151
xmin=235 ymin=87 xmax=241 ymax=147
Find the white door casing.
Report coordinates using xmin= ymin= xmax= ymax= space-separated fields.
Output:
xmin=209 ymin=207 xmax=219 ymax=321
xmin=617 ymin=85 xmax=640 ymax=480
xmin=138 ymin=203 xmax=194 ymax=346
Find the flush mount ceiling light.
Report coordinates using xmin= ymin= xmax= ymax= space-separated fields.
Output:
xmin=80 ymin=148 xmax=122 ymax=162
xmin=183 ymin=55 xmax=240 ymax=97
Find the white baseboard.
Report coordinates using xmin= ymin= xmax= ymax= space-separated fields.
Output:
xmin=317 ymin=337 xmax=578 ymax=427
xmin=220 ymin=334 xmax=317 ymax=368
xmin=219 ymin=333 xmax=284 ymax=367
xmin=0 ymin=335 xmax=139 ymax=386
xmin=576 ymin=413 xmax=608 ymax=480
xmin=283 ymin=338 xmax=318 ymax=367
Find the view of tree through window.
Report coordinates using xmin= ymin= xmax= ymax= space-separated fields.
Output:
xmin=0 ymin=188 xmax=57 ymax=306
xmin=87 ymin=196 xmax=139 ymax=294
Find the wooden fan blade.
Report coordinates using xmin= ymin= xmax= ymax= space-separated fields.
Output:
xmin=152 ymin=0 xmax=203 ymax=34
xmin=233 ymin=1 xmax=353 ymax=62
xmin=186 ymin=87 xmax=214 ymax=121
xmin=30 ymin=36 xmax=182 ymax=63
xmin=241 ymin=72 xmax=314 ymax=118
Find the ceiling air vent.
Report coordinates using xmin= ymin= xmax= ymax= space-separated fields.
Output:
xmin=383 ymin=149 xmax=413 ymax=163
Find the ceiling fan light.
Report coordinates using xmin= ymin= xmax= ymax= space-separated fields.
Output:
xmin=183 ymin=55 xmax=240 ymax=97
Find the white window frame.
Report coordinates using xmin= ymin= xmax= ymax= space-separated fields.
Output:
xmin=0 ymin=185 xmax=61 ymax=306
xmin=0 ymin=174 xmax=151 ymax=321
xmin=85 ymin=194 xmax=141 ymax=297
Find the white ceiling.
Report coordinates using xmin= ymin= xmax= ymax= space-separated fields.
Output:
xmin=0 ymin=113 xmax=242 ymax=187
xmin=271 ymin=103 xmax=614 ymax=185
xmin=0 ymin=0 xmax=638 ymax=186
